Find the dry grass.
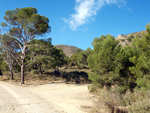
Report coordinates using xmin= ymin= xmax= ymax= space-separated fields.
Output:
xmin=89 ymin=88 xmax=127 ymax=113
xmin=0 ymin=71 xmax=64 ymax=86
xmin=90 ymin=88 xmax=150 ymax=113
xmin=124 ymin=90 xmax=150 ymax=113
xmin=0 ymin=69 xmax=90 ymax=86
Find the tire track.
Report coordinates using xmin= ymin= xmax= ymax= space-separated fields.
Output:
xmin=0 ymin=81 xmax=61 ymax=113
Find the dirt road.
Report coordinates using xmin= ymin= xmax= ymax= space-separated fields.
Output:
xmin=0 ymin=81 xmax=93 ymax=113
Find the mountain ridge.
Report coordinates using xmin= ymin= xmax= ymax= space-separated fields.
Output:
xmin=54 ymin=44 xmax=82 ymax=57
xmin=116 ymin=30 xmax=147 ymax=46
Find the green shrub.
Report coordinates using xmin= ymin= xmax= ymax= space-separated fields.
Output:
xmin=0 ymin=61 xmax=9 ymax=73
xmin=61 ymin=70 xmax=89 ymax=83
xmin=121 ymin=39 xmax=125 ymax=42
xmin=127 ymin=37 xmax=132 ymax=42
xmin=88 ymin=72 xmax=103 ymax=92
xmin=127 ymin=35 xmax=134 ymax=42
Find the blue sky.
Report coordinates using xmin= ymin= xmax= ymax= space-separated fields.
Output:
xmin=0 ymin=0 xmax=150 ymax=50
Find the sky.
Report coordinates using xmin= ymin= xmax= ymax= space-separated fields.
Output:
xmin=0 ymin=0 xmax=150 ymax=50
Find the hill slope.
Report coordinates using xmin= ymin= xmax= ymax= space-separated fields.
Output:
xmin=54 ymin=45 xmax=82 ymax=57
xmin=116 ymin=31 xmax=147 ymax=46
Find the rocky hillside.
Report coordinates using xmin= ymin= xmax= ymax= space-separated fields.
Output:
xmin=116 ymin=31 xmax=147 ymax=46
xmin=54 ymin=45 xmax=82 ymax=57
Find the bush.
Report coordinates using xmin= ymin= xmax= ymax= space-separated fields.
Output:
xmin=88 ymin=72 xmax=102 ymax=92
xmin=87 ymin=35 xmax=121 ymax=88
xmin=90 ymin=88 xmax=150 ymax=113
xmin=61 ymin=71 xmax=89 ymax=83
xmin=90 ymin=88 xmax=127 ymax=113
xmin=127 ymin=35 xmax=134 ymax=42
xmin=0 ymin=61 xmax=9 ymax=73
xmin=121 ymin=39 xmax=125 ymax=42
xmin=127 ymin=37 xmax=132 ymax=42
xmin=124 ymin=90 xmax=150 ymax=113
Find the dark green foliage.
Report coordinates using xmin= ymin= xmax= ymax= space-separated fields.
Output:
xmin=127 ymin=35 xmax=134 ymax=42
xmin=27 ymin=38 xmax=53 ymax=74
xmin=0 ymin=61 xmax=9 ymax=73
xmin=4 ymin=7 xmax=50 ymax=36
xmin=1 ymin=7 xmax=51 ymax=84
xmin=27 ymin=39 xmax=67 ymax=74
xmin=0 ymin=34 xmax=20 ymax=79
xmin=121 ymin=39 xmax=125 ymax=42
xmin=68 ymin=49 xmax=82 ymax=67
xmin=127 ymin=37 xmax=132 ymax=42
xmin=88 ymin=23 xmax=150 ymax=93
xmin=87 ymin=35 xmax=136 ymax=92
xmin=61 ymin=71 xmax=89 ymax=83
xmin=0 ymin=56 xmax=3 ymax=75
xmin=77 ymin=48 xmax=92 ymax=68
xmin=128 ymin=24 xmax=150 ymax=90
xmin=88 ymin=35 xmax=121 ymax=87
xmin=68 ymin=48 xmax=92 ymax=68
xmin=114 ymin=46 xmax=138 ymax=92
xmin=51 ymin=48 xmax=67 ymax=69
xmin=88 ymin=35 xmax=120 ymax=73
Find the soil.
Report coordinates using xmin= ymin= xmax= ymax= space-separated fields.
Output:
xmin=0 ymin=81 xmax=93 ymax=113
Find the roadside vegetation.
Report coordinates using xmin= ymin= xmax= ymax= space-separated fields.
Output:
xmin=88 ymin=24 xmax=150 ymax=112
xmin=0 ymin=7 xmax=150 ymax=113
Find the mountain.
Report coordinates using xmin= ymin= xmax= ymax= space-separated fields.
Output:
xmin=55 ymin=31 xmax=147 ymax=57
xmin=54 ymin=45 xmax=82 ymax=57
xmin=116 ymin=31 xmax=147 ymax=46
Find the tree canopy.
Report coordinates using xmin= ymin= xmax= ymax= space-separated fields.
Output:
xmin=1 ymin=7 xmax=51 ymax=84
xmin=27 ymin=39 xmax=67 ymax=75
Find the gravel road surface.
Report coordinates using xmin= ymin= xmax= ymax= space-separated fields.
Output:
xmin=0 ymin=81 xmax=93 ymax=113
xmin=0 ymin=81 xmax=61 ymax=113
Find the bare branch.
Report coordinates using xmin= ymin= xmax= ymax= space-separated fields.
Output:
xmin=25 ymin=62 xmax=33 ymax=67
xmin=15 ymin=40 xmax=23 ymax=52
xmin=25 ymin=51 xmax=38 ymax=67
xmin=17 ymin=25 xmax=25 ymax=42
xmin=2 ymin=44 xmax=21 ymax=66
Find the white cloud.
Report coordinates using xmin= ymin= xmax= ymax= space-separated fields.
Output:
xmin=64 ymin=0 xmax=126 ymax=30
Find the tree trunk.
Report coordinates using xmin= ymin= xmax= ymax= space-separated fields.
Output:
xmin=21 ymin=46 xmax=26 ymax=84
xmin=9 ymin=65 xmax=14 ymax=80
xmin=10 ymin=69 xmax=14 ymax=80
xmin=21 ymin=57 xmax=25 ymax=84
xmin=39 ymin=66 xmax=43 ymax=76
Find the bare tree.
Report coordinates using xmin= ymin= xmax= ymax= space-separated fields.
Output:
xmin=0 ymin=34 xmax=19 ymax=80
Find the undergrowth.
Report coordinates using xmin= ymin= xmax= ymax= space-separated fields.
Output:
xmin=90 ymin=88 xmax=150 ymax=113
